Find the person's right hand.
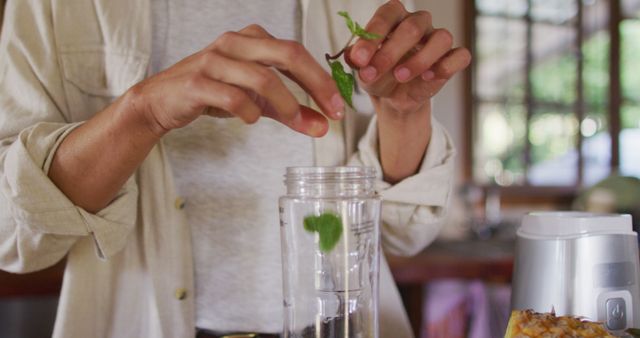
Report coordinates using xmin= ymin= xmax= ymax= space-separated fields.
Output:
xmin=130 ymin=24 xmax=345 ymax=138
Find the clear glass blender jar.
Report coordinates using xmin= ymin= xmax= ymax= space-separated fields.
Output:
xmin=279 ymin=166 xmax=381 ymax=338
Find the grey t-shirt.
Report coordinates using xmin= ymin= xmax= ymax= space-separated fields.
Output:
xmin=151 ymin=0 xmax=310 ymax=333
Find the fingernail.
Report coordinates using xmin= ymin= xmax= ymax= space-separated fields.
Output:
xmin=331 ymin=93 xmax=344 ymax=118
xmin=309 ymin=120 xmax=326 ymax=137
xmin=422 ymin=70 xmax=435 ymax=81
xmin=356 ymin=48 xmax=370 ymax=64
xmin=394 ymin=67 xmax=411 ymax=82
xmin=361 ymin=66 xmax=377 ymax=82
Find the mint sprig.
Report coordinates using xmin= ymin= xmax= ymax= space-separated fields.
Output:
xmin=338 ymin=11 xmax=382 ymax=40
xmin=338 ymin=11 xmax=357 ymax=35
xmin=326 ymin=11 xmax=381 ymax=108
xmin=329 ymin=61 xmax=355 ymax=108
xmin=303 ymin=212 xmax=343 ymax=252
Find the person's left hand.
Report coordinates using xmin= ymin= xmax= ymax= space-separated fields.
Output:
xmin=346 ymin=0 xmax=471 ymax=115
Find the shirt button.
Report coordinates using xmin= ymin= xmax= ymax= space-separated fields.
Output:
xmin=174 ymin=196 xmax=186 ymax=210
xmin=175 ymin=288 xmax=187 ymax=300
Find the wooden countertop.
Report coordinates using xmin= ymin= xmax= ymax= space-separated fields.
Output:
xmin=388 ymin=238 xmax=515 ymax=284
xmin=0 ymin=240 xmax=515 ymax=337
xmin=0 ymin=260 xmax=65 ymax=298
xmin=387 ymin=239 xmax=515 ymax=336
xmin=0 ymin=239 xmax=515 ymax=297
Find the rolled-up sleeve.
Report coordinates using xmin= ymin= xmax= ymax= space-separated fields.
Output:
xmin=349 ymin=115 xmax=456 ymax=256
xmin=0 ymin=0 xmax=138 ymax=273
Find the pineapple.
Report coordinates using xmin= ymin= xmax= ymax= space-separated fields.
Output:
xmin=504 ymin=309 xmax=616 ymax=338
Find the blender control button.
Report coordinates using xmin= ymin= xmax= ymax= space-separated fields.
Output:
xmin=606 ymin=298 xmax=626 ymax=330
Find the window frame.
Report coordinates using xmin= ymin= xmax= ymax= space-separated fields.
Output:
xmin=464 ymin=0 xmax=628 ymax=203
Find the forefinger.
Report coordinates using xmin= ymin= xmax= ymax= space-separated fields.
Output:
xmin=349 ymin=0 xmax=409 ymax=68
xmin=211 ymin=30 xmax=345 ymax=120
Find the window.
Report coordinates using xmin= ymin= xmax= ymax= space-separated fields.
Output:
xmin=469 ymin=0 xmax=640 ymax=193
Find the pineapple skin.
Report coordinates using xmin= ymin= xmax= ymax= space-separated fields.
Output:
xmin=504 ymin=309 xmax=617 ymax=338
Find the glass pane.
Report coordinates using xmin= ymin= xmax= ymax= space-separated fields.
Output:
xmin=583 ymin=33 xmax=610 ymax=109
xmin=621 ymin=105 xmax=640 ymax=178
xmin=583 ymin=0 xmax=610 ymax=109
xmin=621 ymin=20 xmax=640 ymax=178
xmin=623 ymin=0 xmax=640 ymax=18
xmin=528 ymin=111 xmax=579 ymax=185
xmin=622 ymin=20 xmax=640 ymax=102
xmin=473 ymin=103 xmax=527 ymax=185
xmin=531 ymin=23 xmax=577 ymax=104
xmin=582 ymin=108 xmax=611 ymax=186
xmin=531 ymin=0 xmax=578 ymax=24
xmin=622 ymin=105 xmax=640 ymax=129
xmin=476 ymin=17 xmax=527 ymax=100
xmin=582 ymin=0 xmax=611 ymax=186
xmin=476 ymin=0 xmax=528 ymax=17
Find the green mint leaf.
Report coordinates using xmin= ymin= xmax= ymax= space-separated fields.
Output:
xmin=338 ymin=11 xmax=381 ymax=40
xmin=316 ymin=213 xmax=343 ymax=252
xmin=303 ymin=212 xmax=343 ymax=253
xmin=355 ymin=23 xmax=382 ymax=40
xmin=338 ymin=11 xmax=357 ymax=34
xmin=303 ymin=216 xmax=318 ymax=232
xmin=329 ymin=61 xmax=354 ymax=108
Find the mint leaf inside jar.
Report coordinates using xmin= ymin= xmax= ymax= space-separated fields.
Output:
xmin=303 ymin=212 xmax=343 ymax=252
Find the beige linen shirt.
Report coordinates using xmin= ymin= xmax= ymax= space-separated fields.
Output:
xmin=0 ymin=0 xmax=455 ymax=337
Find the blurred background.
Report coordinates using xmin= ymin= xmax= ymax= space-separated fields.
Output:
xmin=0 ymin=0 xmax=639 ymax=337
xmin=398 ymin=0 xmax=640 ymax=337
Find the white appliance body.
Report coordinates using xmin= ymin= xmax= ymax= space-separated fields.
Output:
xmin=511 ymin=212 xmax=640 ymax=335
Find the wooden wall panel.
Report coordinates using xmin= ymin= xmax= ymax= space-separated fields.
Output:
xmin=0 ymin=0 xmax=5 ymax=35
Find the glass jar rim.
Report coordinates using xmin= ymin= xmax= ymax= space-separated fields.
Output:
xmin=285 ymin=166 xmax=376 ymax=180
